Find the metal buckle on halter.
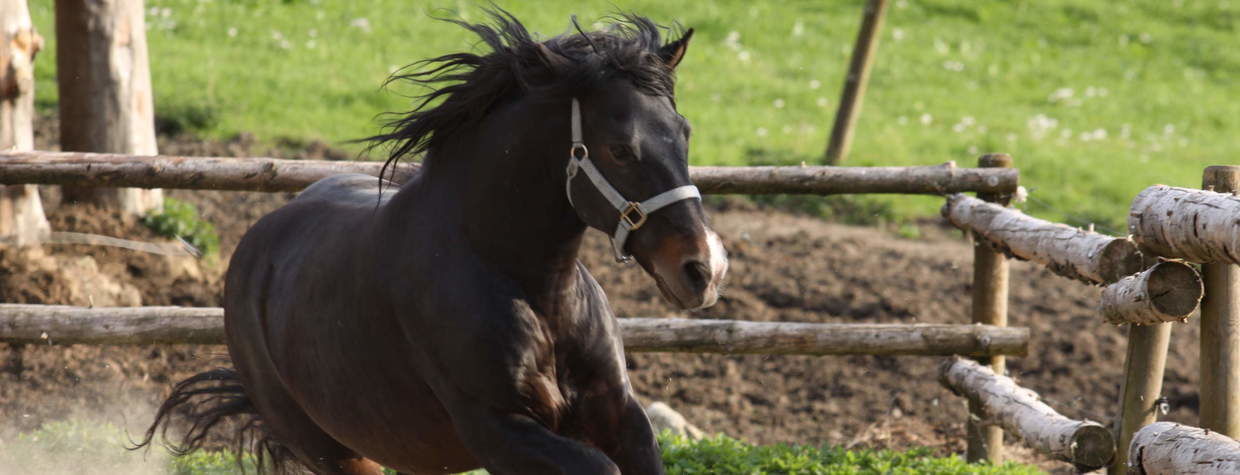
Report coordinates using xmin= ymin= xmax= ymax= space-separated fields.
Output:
xmin=567 ymin=143 xmax=588 ymax=178
xmin=570 ymin=143 xmax=589 ymax=160
xmin=619 ymin=201 xmax=647 ymax=230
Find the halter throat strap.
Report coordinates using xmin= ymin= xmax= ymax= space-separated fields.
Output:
xmin=564 ymin=98 xmax=701 ymax=262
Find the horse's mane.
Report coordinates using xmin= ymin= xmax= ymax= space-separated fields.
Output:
xmin=366 ymin=9 xmax=681 ymax=178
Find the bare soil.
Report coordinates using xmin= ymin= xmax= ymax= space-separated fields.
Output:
xmin=0 ymin=131 xmax=1204 ymax=471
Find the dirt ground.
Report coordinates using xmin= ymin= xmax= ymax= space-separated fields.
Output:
xmin=0 ymin=131 xmax=1204 ymax=472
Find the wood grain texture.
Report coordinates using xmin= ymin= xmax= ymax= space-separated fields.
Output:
xmin=1128 ymin=183 xmax=1240 ymax=265
xmin=944 ymin=193 xmax=1142 ymax=284
xmin=55 ymin=0 xmax=162 ymax=214
xmin=1101 ymin=261 xmax=1202 ymax=325
xmin=0 ymin=0 xmax=49 ymax=245
xmin=0 ymin=305 xmax=1029 ymax=357
xmin=1127 ymin=422 xmax=1240 ymax=475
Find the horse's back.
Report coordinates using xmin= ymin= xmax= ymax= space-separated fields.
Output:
xmin=296 ymin=173 xmax=396 ymax=209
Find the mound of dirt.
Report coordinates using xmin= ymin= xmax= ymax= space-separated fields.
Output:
xmin=0 ymin=132 xmax=1205 ymax=472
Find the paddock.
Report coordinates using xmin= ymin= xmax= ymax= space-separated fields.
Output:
xmin=3 ymin=1 xmax=1239 ymax=473
xmin=3 ymin=149 xmax=1238 ymax=473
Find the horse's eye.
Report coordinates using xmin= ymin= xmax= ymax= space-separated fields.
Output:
xmin=609 ymin=144 xmax=639 ymax=162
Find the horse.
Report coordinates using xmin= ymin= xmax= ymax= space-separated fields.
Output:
xmin=136 ymin=10 xmax=727 ymax=474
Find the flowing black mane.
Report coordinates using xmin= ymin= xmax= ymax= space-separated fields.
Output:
xmin=366 ymin=9 xmax=682 ymax=173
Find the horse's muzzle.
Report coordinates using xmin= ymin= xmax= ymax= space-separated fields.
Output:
xmin=644 ymin=225 xmax=728 ymax=311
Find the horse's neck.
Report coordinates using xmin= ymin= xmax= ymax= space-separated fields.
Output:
xmin=415 ymin=131 xmax=588 ymax=316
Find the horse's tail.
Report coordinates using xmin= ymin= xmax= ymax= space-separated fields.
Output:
xmin=132 ymin=367 xmax=296 ymax=474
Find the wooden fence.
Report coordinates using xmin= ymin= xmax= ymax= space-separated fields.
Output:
xmin=940 ymin=164 xmax=1240 ymax=474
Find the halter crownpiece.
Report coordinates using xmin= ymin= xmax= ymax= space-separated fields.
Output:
xmin=565 ymin=98 xmax=701 ymax=262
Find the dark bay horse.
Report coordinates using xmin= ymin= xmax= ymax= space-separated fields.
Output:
xmin=137 ymin=11 xmax=727 ymax=475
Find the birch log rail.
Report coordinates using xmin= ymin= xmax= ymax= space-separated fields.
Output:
xmin=1100 ymin=261 xmax=1203 ymax=325
xmin=0 ymin=152 xmax=1020 ymax=195
xmin=939 ymin=357 xmax=1115 ymax=470
xmin=1129 ymin=185 xmax=1240 ymax=265
xmin=1127 ymin=422 xmax=1240 ymax=474
xmin=0 ymin=305 xmax=1029 ymax=356
xmin=942 ymin=193 xmax=1143 ymax=284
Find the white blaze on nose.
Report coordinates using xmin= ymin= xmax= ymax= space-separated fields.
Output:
xmin=705 ymin=228 xmax=728 ymax=282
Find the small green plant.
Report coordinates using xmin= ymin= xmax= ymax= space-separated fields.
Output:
xmin=142 ymin=197 xmax=220 ymax=257
xmin=168 ymin=451 xmax=255 ymax=475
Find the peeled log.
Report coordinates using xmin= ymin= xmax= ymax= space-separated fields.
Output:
xmin=0 ymin=304 xmax=224 ymax=345
xmin=619 ymin=318 xmax=1028 ymax=357
xmin=1129 ymin=185 xmax=1240 ymax=265
xmin=940 ymin=357 xmax=1115 ymax=470
xmin=1127 ymin=422 xmax=1240 ymax=474
xmin=56 ymin=0 xmax=162 ymax=214
xmin=0 ymin=305 xmax=1028 ymax=357
xmin=1101 ymin=261 xmax=1203 ymax=325
xmin=943 ymin=193 xmax=1142 ymax=284
xmin=0 ymin=152 xmax=1019 ymax=195
xmin=0 ymin=0 xmax=50 ymax=245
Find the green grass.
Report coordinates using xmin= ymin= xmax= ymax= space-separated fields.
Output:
xmin=29 ymin=0 xmax=1239 ymax=230
xmin=141 ymin=197 xmax=221 ymax=257
xmin=3 ymin=421 xmax=1042 ymax=474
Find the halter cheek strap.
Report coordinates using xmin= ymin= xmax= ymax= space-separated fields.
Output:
xmin=565 ymin=98 xmax=701 ymax=262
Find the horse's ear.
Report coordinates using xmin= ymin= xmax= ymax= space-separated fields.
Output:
xmin=535 ymin=43 xmax=572 ymax=74
xmin=659 ymin=28 xmax=694 ymax=70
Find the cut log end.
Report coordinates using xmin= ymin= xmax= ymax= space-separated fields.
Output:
xmin=1069 ymin=423 xmax=1116 ymax=471
xmin=1147 ymin=262 xmax=1203 ymax=318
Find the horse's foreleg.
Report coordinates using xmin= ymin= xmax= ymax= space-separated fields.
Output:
xmin=604 ymin=395 xmax=666 ymax=475
xmin=453 ymin=409 xmax=620 ymax=475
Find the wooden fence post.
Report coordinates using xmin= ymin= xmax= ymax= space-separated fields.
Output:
xmin=1200 ymin=165 xmax=1240 ymax=437
xmin=823 ymin=0 xmax=888 ymax=165
xmin=1109 ymin=323 xmax=1172 ymax=474
xmin=54 ymin=0 xmax=162 ymax=215
xmin=0 ymin=0 xmax=50 ymax=245
xmin=967 ymin=153 xmax=1012 ymax=463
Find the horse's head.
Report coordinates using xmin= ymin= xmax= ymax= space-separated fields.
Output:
xmin=367 ymin=12 xmax=728 ymax=309
xmin=548 ymin=27 xmax=728 ymax=310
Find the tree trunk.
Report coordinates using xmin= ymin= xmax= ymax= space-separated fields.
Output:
xmin=0 ymin=0 xmax=49 ymax=244
xmin=55 ymin=0 xmax=161 ymax=214
xmin=940 ymin=357 xmax=1115 ymax=471
xmin=943 ymin=193 xmax=1143 ymax=284
xmin=1127 ymin=422 xmax=1240 ymax=474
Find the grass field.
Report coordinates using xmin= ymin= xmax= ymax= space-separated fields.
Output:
xmin=29 ymin=1 xmax=1239 ymax=230
xmin=1 ymin=419 xmax=1041 ymax=474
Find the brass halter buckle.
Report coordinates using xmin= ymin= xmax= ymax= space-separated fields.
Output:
xmin=619 ymin=202 xmax=647 ymax=230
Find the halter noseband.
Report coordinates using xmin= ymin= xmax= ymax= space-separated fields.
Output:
xmin=565 ymin=98 xmax=701 ymax=263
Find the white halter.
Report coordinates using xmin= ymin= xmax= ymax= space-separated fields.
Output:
xmin=565 ymin=98 xmax=701 ymax=262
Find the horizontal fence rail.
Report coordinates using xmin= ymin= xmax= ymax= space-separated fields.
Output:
xmin=1128 ymin=422 xmax=1240 ymax=474
xmin=0 ymin=152 xmax=1020 ymax=195
xmin=1129 ymin=184 xmax=1240 ymax=265
xmin=940 ymin=357 xmax=1115 ymax=471
xmin=942 ymin=193 xmax=1142 ymax=284
xmin=0 ymin=305 xmax=1029 ymax=357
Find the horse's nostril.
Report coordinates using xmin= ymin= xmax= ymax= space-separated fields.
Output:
xmin=683 ymin=260 xmax=710 ymax=293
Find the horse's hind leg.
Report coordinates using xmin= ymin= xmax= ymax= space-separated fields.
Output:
xmin=230 ymin=353 xmax=382 ymax=475
xmin=238 ymin=367 xmax=385 ymax=474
